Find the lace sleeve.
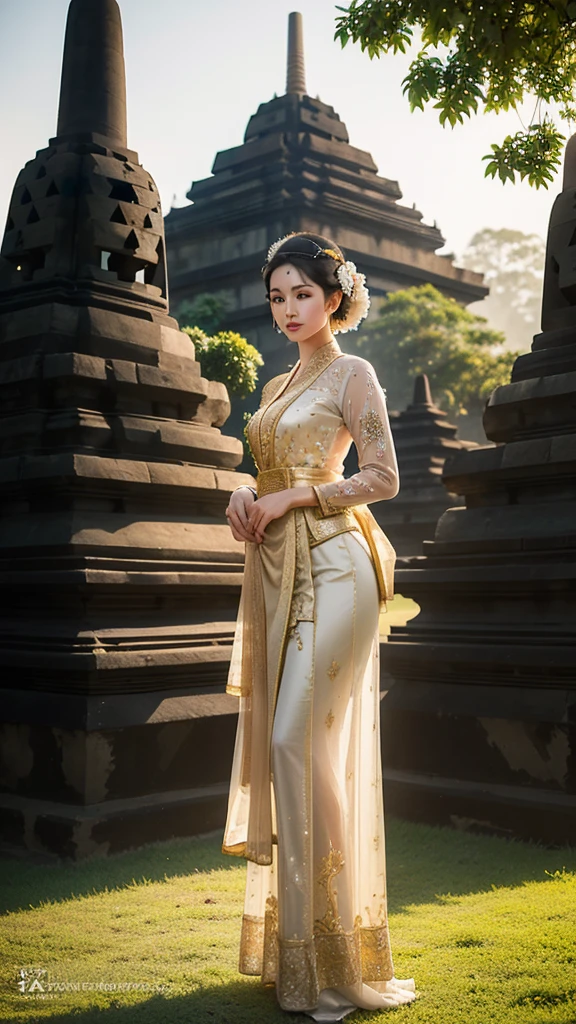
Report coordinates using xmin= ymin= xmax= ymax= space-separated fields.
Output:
xmin=312 ymin=359 xmax=399 ymax=514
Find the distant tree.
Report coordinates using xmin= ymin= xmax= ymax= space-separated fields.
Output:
xmin=334 ymin=1 xmax=576 ymax=187
xmin=460 ymin=228 xmax=545 ymax=351
xmin=181 ymin=325 xmax=264 ymax=401
xmin=176 ymin=293 xmax=229 ymax=335
xmin=356 ymin=283 xmax=519 ymax=419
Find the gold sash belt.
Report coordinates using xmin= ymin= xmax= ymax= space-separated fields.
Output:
xmin=255 ymin=466 xmax=396 ymax=607
xmin=256 ymin=465 xmax=342 ymax=497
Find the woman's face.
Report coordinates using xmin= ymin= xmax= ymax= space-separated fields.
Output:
xmin=268 ymin=262 xmax=341 ymax=342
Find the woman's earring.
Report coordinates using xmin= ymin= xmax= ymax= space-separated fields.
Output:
xmin=271 ymin=316 xmax=282 ymax=334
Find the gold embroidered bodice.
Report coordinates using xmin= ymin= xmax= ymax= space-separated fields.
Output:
xmin=246 ymin=340 xmax=399 ymax=515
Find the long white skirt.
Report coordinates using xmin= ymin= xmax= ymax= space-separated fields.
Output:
xmin=238 ymin=529 xmax=416 ymax=1020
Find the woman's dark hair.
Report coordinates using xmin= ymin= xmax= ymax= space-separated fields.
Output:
xmin=262 ymin=232 xmax=352 ymax=326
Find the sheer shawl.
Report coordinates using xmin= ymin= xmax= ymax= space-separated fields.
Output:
xmin=223 ymin=341 xmax=399 ymax=867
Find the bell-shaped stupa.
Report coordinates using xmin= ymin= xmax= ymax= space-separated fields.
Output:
xmin=0 ymin=0 xmax=252 ymax=860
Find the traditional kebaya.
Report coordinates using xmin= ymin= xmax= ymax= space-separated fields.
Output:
xmin=223 ymin=233 xmax=416 ymax=1021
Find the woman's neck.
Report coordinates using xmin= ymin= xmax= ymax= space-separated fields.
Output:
xmin=295 ymin=334 xmax=339 ymax=375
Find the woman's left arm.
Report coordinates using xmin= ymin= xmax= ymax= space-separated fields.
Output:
xmin=246 ymin=360 xmax=398 ymax=540
xmin=311 ymin=359 xmax=399 ymax=515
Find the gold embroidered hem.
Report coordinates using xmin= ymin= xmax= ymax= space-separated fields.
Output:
xmin=315 ymin=930 xmax=361 ymax=989
xmin=360 ymin=924 xmax=395 ymax=982
xmin=222 ymin=840 xmax=246 ymax=857
xmin=223 ymin=842 xmax=279 ymax=865
xmin=277 ymin=938 xmax=319 ymax=1011
xmin=262 ymin=895 xmax=279 ymax=984
xmin=304 ymin=504 xmax=356 ymax=543
xmin=238 ymin=914 xmax=264 ymax=975
xmin=238 ymin=916 xmax=395 ymax=993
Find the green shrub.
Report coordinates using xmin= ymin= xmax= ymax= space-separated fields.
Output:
xmin=181 ymin=326 xmax=264 ymax=400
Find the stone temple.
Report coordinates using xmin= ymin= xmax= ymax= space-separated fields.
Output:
xmin=164 ymin=12 xmax=487 ymax=424
xmin=0 ymin=0 xmax=252 ymax=860
xmin=381 ymin=139 xmax=576 ymax=846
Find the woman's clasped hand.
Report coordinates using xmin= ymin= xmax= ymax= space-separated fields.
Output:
xmin=225 ymin=486 xmax=295 ymax=544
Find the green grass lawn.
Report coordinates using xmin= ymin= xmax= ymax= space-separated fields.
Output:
xmin=0 ymin=819 xmax=574 ymax=1024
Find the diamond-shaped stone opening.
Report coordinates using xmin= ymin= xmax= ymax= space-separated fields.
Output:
xmin=21 ymin=187 xmax=32 ymax=205
xmin=46 ymin=181 xmax=60 ymax=197
xmin=108 ymin=179 xmax=139 ymax=203
xmin=123 ymin=230 xmax=139 ymax=251
xmin=110 ymin=205 xmax=128 ymax=224
xmin=143 ymin=214 xmax=152 ymax=228
xmin=26 ymin=207 xmax=40 ymax=224
xmin=36 ymin=166 xmax=47 ymax=179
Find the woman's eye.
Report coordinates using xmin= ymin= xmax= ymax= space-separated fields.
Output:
xmin=297 ymin=292 xmax=309 ymax=299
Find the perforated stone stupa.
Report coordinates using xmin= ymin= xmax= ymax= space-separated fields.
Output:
xmin=0 ymin=0 xmax=252 ymax=860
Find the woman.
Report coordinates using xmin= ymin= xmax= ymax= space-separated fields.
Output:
xmin=222 ymin=233 xmax=416 ymax=1021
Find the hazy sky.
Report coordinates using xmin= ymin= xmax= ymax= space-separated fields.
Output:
xmin=0 ymin=0 xmax=564 ymax=261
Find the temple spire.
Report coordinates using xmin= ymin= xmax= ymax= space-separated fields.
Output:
xmin=286 ymin=11 xmax=307 ymax=96
xmin=56 ymin=0 xmax=127 ymax=144
xmin=411 ymin=373 xmax=433 ymax=407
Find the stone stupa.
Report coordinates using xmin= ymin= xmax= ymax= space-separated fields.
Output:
xmin=380 ymin=140 xmax=576 ymax=846
xmin=0 ymin=0 xmax=253 ymax=860
xmin=379 ymin=375 xmax=478 ymax=558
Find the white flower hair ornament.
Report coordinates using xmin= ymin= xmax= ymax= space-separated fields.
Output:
xmin=333 ymin=260 xmax=371 ymax=334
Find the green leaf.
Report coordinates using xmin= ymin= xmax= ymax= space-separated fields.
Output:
xmin=333 ymin=0 xmax=576 ymax=188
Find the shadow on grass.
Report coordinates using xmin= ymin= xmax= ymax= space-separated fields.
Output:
xmin=383 ymin=818 xmax=576 ymax=914
xmin=1 ymin=818 xmax=574 ymax=919
xmin=1 ymin=979 xmax=323 ymax=1024
xmin=0 ymin=831 xmax=240 ymax=917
